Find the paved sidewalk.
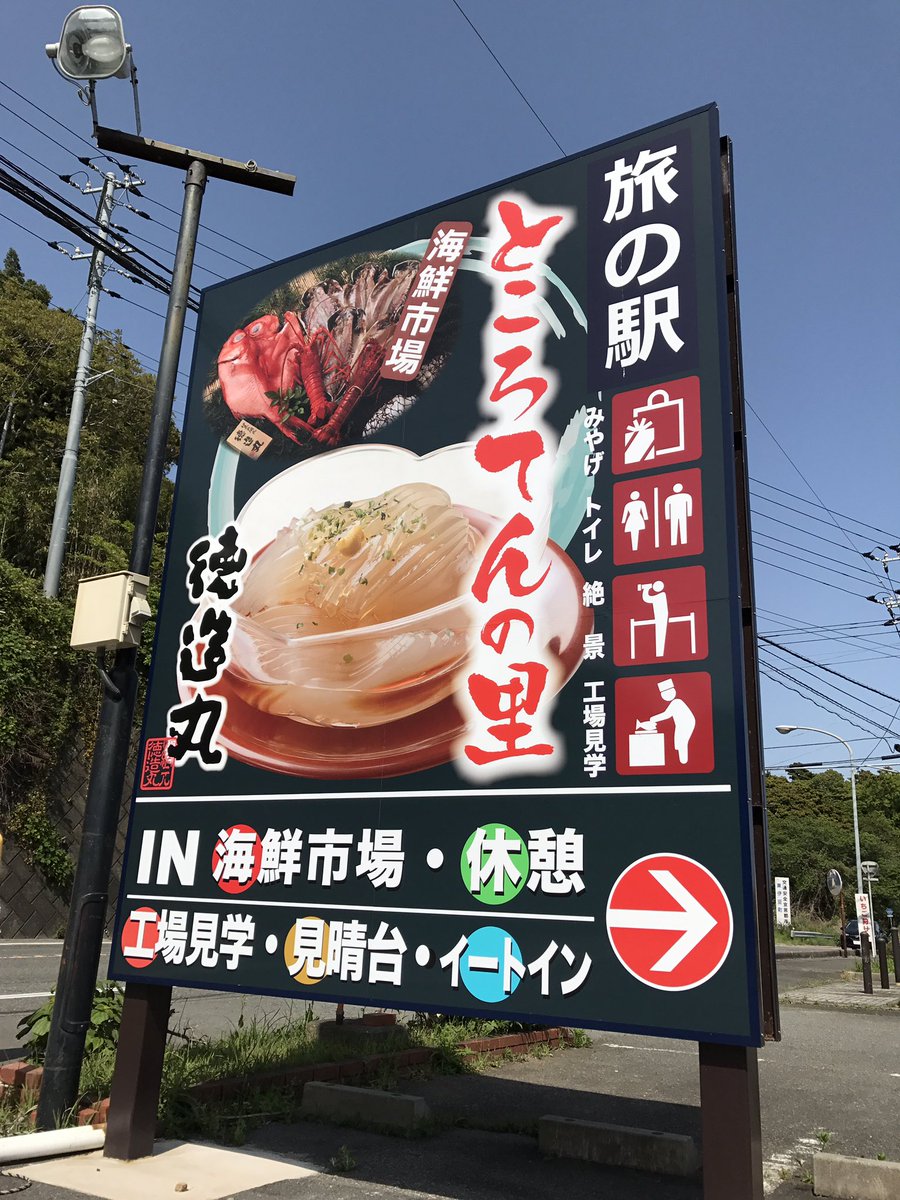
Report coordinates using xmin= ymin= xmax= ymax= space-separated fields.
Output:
xmin=780 ymin=978 xmax=900 ymax=1011
xmin=774 ymin=944 xmax=841 ymax=959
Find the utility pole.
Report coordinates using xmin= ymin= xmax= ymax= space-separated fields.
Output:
xmin=43 ymin=174 xmax=115 ymax=598
xmin=36 ymin=135 xmax=293 ymax=1138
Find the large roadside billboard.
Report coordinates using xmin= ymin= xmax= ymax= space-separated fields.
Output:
xmin=109 ymin=104 xmax=763 ymax=1046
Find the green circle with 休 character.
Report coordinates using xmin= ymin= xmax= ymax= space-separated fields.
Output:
xmin=460 ymin=823 xmax=530 ymax=906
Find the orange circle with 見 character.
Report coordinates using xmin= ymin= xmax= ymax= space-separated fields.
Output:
xmin=283 ymin=916 xmax=330 ymax=985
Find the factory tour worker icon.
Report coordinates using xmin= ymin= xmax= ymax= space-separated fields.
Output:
xmin=637 ymin=678 xmax=696 ymax=765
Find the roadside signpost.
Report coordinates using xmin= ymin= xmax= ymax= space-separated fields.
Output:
xmin=103 ymin=105 xmax=774 ymax=1197
xmin=774 ymin=876 xmax=791 ymax=928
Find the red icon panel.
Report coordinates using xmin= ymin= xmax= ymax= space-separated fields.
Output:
xmin=613 ymin=468 xmax=703 ymax=565
xmin=614 ymin=671 xmax=714 ymax=775
xmin=606 ymin=852 xmax=733 ymax=990
xmin=612 ymin=376 xmax=702 ymax=475
xmin=612 ymin=567 xmax=708 ymax=667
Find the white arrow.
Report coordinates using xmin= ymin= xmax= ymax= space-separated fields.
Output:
xmin=608 ymin=869 xmax=717 ymax=972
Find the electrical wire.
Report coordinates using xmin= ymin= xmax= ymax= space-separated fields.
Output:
xmin=0 ymin=79 xmax=270 ymax=265
xmin=751 ymin=477 xmax=900 ymax=542
xmin=759 ymin=635 xmax=900 ymax=708
xmin=746 ymin=399 xmax=900 ymax=654
xmin=753 ymin=555 xmax=870 ymax=599
xmin=758 ymin=660 xmax=893 ymax=740
xmin=450 ymin=0 xmax=566 ymax=157
xmin=0 ymin=164 xmax=199 ymax=308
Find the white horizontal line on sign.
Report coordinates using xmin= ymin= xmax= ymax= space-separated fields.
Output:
xmin=136 ymin=785 xmax=733 ymax=804
xmin=125 ymin=894 xmax=596 ymax=922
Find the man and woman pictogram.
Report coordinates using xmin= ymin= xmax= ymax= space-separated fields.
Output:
xmin=620 ymin=479 xmax=694 ymax=553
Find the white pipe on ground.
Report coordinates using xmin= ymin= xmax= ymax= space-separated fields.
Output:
xmin=0 ymin=1124 xmax=105 ymax=1165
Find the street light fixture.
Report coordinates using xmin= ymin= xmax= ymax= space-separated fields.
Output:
xmin=46 ymin=5 xmax=141 ymax=134
xmin=37 ymin=5 xmax=294 ymax=1142
xmin=46 ymin=6 xmax=129 ymax=79
xmin=775 ymin=724 xmax=863 ymax=895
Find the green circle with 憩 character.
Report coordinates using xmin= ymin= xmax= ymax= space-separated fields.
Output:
xmin=460 ymin=823 xmax=530 ymax=905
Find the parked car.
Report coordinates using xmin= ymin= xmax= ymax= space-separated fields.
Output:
xmin=840 ymin=919 xmax=883 ymax=952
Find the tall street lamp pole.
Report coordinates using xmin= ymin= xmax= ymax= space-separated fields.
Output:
xmin=775 ymin=724 xmax=863 ymax=895
xmin=37 ymin=5 xmax=294 ymax=1132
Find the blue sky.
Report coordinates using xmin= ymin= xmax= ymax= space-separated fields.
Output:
xmin=3 ymin=0 xmax=899 ymax=775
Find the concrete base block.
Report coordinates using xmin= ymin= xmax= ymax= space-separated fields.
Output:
xmin=301 ymin=1081 xmax=429 ymax=1132
xmin=814 ymin=1151 xmax=900 ymax=1199
xmin=539 ymin=1115 xmax=700 ymax=1178
xmin=316 ymin=1019 xmax=408 ymax=1048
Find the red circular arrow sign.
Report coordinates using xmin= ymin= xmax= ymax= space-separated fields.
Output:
xmin=606 ymin=853 xmax=733 ymax=991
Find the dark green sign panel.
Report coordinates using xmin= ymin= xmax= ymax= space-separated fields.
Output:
xmin=110 ymin=105 xmax=763 ymax=1046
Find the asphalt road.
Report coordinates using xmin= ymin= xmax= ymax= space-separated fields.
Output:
xmin=6 ymin=1003 xmax=899 ymax=1200
xmin=0 ymin=939 xmax=365 ymax=1057
xmin=0 ymin=941 xmax=854 ymax=1057
xmin=2 ymin=943 xmax=896 ymax=1200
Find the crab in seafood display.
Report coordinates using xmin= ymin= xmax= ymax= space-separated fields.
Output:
xmin=214 ymin=258 xmax=442 ymax=451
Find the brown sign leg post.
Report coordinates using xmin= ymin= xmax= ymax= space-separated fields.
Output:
xmin=699 ymin=1042 xmax=763 ymax=1199
xmin=104 ymin=982 xmax=172 ymax=1159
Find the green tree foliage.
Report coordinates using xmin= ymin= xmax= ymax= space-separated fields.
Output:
xmin=766 ymin=768 xmax=900 ymax=919
xmin=0 ymin=251 xmax=178 ymax=597
xmin=0 ymin=248 xmax=180 ymax=882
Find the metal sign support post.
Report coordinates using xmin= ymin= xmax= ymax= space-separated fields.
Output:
xmin=861 ymin=934 xmax=874 ymax=995
xmin=699 ymin=1043 xmax=763 ymax=1198
xmin=104 ymin=982 xmax=172 ymax=1158
xmin=37 ymin=129 xmax=294 ymax=1137
xmin=695 ymin=138 xmax=769 ymax=1200
xmin=36 ymin=159 xmax=207 ymax=1132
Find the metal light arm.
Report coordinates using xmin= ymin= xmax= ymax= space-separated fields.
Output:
xmin=777 ymin=724 xmax=862 ymax=894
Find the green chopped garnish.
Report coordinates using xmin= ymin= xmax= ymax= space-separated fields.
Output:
xmin=360 ymin=577 xmax=368 ymax=585
xmin=343 ymin=653 xmax=353 ymax=663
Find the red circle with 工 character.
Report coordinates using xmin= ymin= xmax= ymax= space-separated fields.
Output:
xmin=120 ymin=906 xmax=160 ymax=969
xmin=211 ymin=823 xmax=262 ymax=894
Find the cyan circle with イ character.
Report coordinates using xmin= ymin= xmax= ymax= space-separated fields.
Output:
xmin=459 ymin=925 xmax=524 ymax=1004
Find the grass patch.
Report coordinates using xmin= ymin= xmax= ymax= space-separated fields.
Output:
xmin=74 ymin=1010 xmax=570 ymax=1145
xmin=0 ymin=1087 xmax=40 ymax=1137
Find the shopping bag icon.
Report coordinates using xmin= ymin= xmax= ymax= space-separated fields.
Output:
xmin=623 ymin=388 xmax=685 ymax=465
xmin=628 ymin=728 xmax=667 ymax=768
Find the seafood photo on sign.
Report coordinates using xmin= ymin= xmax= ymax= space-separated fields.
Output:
xmin=204 ymin=251 xmax=458 ymax=456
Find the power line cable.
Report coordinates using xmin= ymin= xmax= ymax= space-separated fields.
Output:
xmin=746 ymin=399 xmax=900 ymax=651
xmin=758 ymin=659 xmax=893 ymax=740
xmin=750 ymin=507 xmax=876 ymax=558
xmin=0 ymin=79 xmax=270 ymax=264
xmin=752 ymin=533 xmax=874 ymax=586
xmin=0 ymin=164 xmax=199 ymax=309
xmin=751 ymin=477 xmax=900 ymax=541
xmin=750 ymin=493 xmax=890 ymax=545
xmin=759 ymin=653 xmax=899 ymax=730
xmin=0 ymin=128 xmax=249 ymax=278
xmin=753 ymin=555 xmax=869 ymax=599
xmin=759 ymin=635 xmax=900 ymax=708
xmin=450 ymin=0 xmax=566 ymax=157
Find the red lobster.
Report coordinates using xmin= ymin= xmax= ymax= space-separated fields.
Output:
xmin=217 ymin=314 xmax=390 ymax=449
